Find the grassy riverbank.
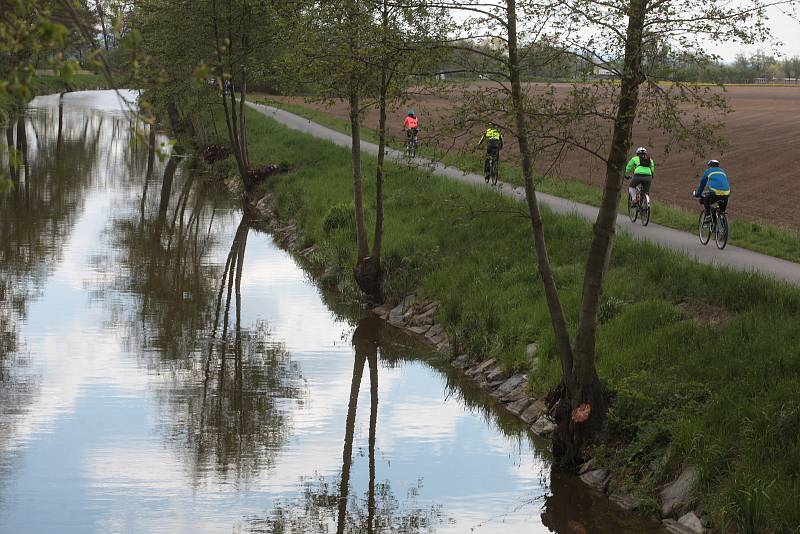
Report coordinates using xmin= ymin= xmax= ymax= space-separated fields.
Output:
xmin=221 ymin=108 xmax=800 ymax=532
xmin=254 ymin=97 xmax=800 ymax=265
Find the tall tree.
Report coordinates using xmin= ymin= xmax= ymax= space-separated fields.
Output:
xmin=300 ymin=0 xmax=447 ymax=303
xmin=441 ymin=0 xmax=787 ymax=465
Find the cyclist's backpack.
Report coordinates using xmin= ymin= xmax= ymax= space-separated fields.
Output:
xmin=638 ymin=154 xmax=651 ymax=168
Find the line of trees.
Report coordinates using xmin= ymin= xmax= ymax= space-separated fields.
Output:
xmin=2 ymin=0 xmax=794 ymax=470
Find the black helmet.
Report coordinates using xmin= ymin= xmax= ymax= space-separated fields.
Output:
xmin=707 ymin=159 xmax=720 ymax=167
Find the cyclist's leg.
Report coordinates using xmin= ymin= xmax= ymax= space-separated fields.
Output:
xmin=702 ymin=193 xmax=715 ymax=217
xmin=629 ymin=175 xmax=644 ymax=203
xmin=486 ymin=141 xmax=499 ymax=177
xmin=718 ymin=195 xmax=729 ymax=213
xmin=640 ymin=176 xmax=652 ymax=205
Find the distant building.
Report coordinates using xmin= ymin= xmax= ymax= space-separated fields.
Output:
xmin=593 ymin=66 xmax=617 ymax=79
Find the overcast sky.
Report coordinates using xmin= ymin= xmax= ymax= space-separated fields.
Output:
xmin=710 ymin=5 xmax=800 ymax=61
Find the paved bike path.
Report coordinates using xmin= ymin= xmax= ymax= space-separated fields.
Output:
xmin=248 ymin=102 xmax=800 ymax=287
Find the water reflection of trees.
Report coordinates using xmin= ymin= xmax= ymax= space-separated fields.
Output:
xmin=248 ymin=317 xmax=447 ymax=534
xmin=1 ymin=101 xmax=130 ymax=444
xmin=171 ymin=214 xmax=305 ymax=480
xmin=1 ymin=105 xmax=107 ymax=347
xmin=108 ymin=157 xmax=305 ymax=481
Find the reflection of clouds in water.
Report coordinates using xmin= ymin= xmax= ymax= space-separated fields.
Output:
xmin=1 ymin=322 xmax=137 ymax=466
xmin=237 ymin=235 xmax=349 ymax=353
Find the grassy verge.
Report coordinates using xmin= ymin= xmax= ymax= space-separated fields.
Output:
xmin=254 ymin=97 xmax=800 ymax=265
xmin=229 ymin=107 xmax=800 ymax=532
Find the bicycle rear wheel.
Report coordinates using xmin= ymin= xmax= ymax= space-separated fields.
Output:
xmin=491 ymin=159 xmax=499 ymax=185
xmin=641 ymin=203 xmax=650 ymax=226
xmin=410 ymin=138 xmax=417 ymax=158
xmin=715 ymin=213 xmax=728 ymax=249
xmin=698 ymin=211 xmax=711 ymax=245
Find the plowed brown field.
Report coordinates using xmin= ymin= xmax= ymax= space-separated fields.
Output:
xmin=268 ymin=85 xmax=800 ymax=230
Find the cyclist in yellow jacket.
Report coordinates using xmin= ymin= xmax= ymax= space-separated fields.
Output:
xmin=477 ymin=123 xmax=503 ymax=182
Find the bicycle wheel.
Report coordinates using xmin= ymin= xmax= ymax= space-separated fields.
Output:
xmin=627 ymin=193 xmax=639 ymax=223
xmin=410 ymin=138 xmax=417 ymax=158
xmin=698 ymin=211 xmax=711 ymax=245
xmin=641 ymin=202 xmax=650 ymax=226
xmin=715 ymin=213 xmax=728 ymax=249
xmin=491 ymin=159 xmax=499 ymax=185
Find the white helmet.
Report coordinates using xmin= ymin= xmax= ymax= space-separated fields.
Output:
xmin=707 ymin=159 xmax=720 ymax=167
xmin=636 ymin=146 xmax=647 ymax=155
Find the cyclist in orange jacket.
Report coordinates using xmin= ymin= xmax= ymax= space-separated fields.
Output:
xmin=403 ymin=111 xmax=419 ymax=140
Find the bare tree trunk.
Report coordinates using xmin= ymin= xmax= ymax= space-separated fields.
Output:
xmin=210 ymin=0 xmax=249 ymax=190
xmin=552 ymin=0 xmax=648 ymax=466
xmin=505 ymin=0 xmax=574 ymax=374
xmin=349 ymin=91 xmax=369 ymax=261
xmin=238 ymin=74 xmax=249 ymax=169
xmin=94 ymin=0 xmax=110 ymax=51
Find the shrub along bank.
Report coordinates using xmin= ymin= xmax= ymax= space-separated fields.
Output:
xmin=224 ymin=108 xmax=800 ymax=532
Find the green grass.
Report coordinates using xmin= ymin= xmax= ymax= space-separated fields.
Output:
xmin=255 ymin=97 xmax=800 ymax=265
xmin=227 ymin=107 xmax=800 ymax=532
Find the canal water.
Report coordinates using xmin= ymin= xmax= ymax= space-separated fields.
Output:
xmin=0 ymin=91 xmax=661 ymax=533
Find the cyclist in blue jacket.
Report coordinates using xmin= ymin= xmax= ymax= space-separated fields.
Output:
xmin=693 ymin=159 xmax=730 ymax=219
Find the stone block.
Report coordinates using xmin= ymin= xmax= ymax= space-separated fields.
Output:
xmin=610 ymin=490 xmax=641 ymax=511
xmin=474 ymin=358 xmax=496 ymax=374
xmin=660 ymin=467 xmax=698 ymax=518
xmin=372 ymin=303 xmax=393 ymax=317
xmin=421 ymin=301 xmax=438 ymax=313
xmin=531 ymin=416 xmax=557 ymax=436
xmin=486 ymin=366 xmax=505 ymax=382
xmin=500 ymin=382 xmax=529 ymax=403
xmin=580 ymin=469 xmax=610 ymax=492
xmin=506 ymin=397 xmax=532 ymax=416
xmin=452 ymin=354 xmax=472 ymax=368
xmin=426 ymin=324 xmax=444 ymax=339
xmin=677 ymin=512 xmax=705 ymax=533
xmin=520 ymin=400 xmax=547 ymax=424
xmin=491 ymin=375 xmax=527 ymax=398
xmin=662 ymin=519 xmax=697 ymax=534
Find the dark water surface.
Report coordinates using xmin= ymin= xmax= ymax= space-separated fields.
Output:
xmin=0 ymin=91 xmax=662 ymax=533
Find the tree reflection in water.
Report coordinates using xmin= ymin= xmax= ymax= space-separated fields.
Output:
xmin=185 ymin=214 xmax=306 ymax=480
xmin=107 ymin=150 xmax=305 ymax=481
xmin=248 ymin=317 xmax=447 ymax=534
xmin=0 ymin=103 xmax=118 ymax=472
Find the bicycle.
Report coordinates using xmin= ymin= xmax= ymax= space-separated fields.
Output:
xmin=625 ymin=177 xmax=651 ymax=226
xmin=696 ymin=195 xmax=728 ymax=249
xmin=405 ymin=130 xmax=418 ymax=159
xmin=485 ymin=153 xmax=499 ymax=186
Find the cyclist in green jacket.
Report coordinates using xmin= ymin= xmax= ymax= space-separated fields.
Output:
xmin=625 ymin=147 xmax=655 ymax=208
